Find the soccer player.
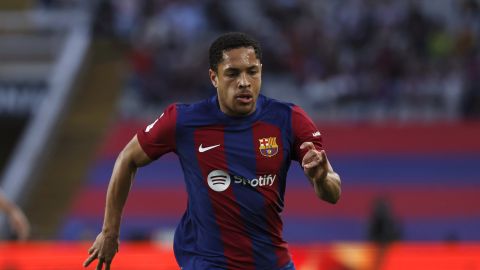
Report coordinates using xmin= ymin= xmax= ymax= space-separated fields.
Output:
xmin=84 ymin=32 xmax=341 ymax=270
xmin=0 ymin=188 xmax=30 ymax=240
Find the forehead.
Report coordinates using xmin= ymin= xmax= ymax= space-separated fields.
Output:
xmin=220 ymin=47 xmax=260 ymax=69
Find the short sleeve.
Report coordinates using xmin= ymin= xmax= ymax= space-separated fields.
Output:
xmin=137 ymin=104 xmax=177 ymax=160
xmin=291 ymin=105 xmax=323 ymax=162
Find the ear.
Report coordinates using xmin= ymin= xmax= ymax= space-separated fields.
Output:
xmin=209 ymin=69 xmax=218 ymax=88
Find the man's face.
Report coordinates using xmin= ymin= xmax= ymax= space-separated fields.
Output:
xmin=209 ymin=47 xmax=262 ymax=116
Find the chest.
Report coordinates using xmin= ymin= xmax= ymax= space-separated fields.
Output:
xmin=192 ymin=122 xmax=290 ymax=177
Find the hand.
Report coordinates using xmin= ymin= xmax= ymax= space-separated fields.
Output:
xmin=7 ymin=207 xmax=30 ymax=241
xmin=300 ymin=142 xmax=328 ymax=182
xmin=83 ymin=232 xmax=119 ymax=270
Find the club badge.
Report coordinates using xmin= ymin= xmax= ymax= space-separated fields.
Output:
xmin=259 ymin=137 xmax=279 ymax=157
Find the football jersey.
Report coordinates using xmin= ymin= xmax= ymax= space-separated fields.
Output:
xmin=137 ymin=94 xmax=323 ymax=270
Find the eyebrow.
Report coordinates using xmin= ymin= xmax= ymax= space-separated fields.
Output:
xmin=224 ymin=65 xmax=259 ymax=71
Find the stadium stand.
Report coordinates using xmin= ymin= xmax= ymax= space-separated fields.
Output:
xmin=60 ymin=0 xmax=480 ymax=244
xmin=0 ymin=3 xmax=93 ymax=238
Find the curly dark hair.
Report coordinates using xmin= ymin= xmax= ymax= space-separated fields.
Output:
xmin=209 ymin=32 xmax=262 ymax=72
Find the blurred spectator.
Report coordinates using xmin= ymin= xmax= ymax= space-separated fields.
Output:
xmin=368 ymin=197 xmax=402 ymax=270
xmin=92 ymin=0 xmax=115 ymax=38
xmin=36 ymin=0 xmax=83 ymax=9
xmin=368 ymin=197 xmax=402 ymax=244
xmin=94 ymin=0 xmax=480 ymax=121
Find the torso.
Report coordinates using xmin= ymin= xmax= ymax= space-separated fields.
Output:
xmin=137 ymin=94 xmax=321 ymax=270
xmin=173 ymin=95 xmax=294 ymax=270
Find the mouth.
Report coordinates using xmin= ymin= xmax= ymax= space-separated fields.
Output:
xmin=235 ymin=92 xmax=253 ymax=104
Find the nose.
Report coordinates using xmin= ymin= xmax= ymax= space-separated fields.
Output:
xmin=238 ymin=72 xmax=251 ymax=89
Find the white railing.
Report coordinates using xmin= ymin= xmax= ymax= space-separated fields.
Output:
xmin=0 ymin=9 xmax=91 ymax=238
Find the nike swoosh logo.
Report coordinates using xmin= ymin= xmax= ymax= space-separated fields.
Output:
xmin=198 ymin=144 xmax=221 ymax=153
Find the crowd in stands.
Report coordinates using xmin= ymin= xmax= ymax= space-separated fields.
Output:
xmin=92 ymin=0 xmax=480 ymax=121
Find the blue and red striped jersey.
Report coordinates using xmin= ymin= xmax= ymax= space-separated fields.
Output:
xmin=137 ymin=94 xmax=323 ymax=270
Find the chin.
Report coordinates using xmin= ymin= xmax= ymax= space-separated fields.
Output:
xmin=235 ymin=105 xmax=255 ymax=116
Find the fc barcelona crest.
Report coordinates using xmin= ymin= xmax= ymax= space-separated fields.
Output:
xmin=259 ymin=137 xmax=279 ymax=157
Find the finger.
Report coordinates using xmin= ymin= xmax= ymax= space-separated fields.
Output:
xmin=96 ymin=258 xmax=104 ymax=270
xmin=303 ymin=150 xmax=325 ymax=169
xmin=318 ymin=150 xmax=330 ymax=170
xmin=88 ymin=246 xmax=95 ymax=255
xmin=300 ymin=141 xmax=315 ymax=150
xmin=83 ymin=251 xmax=98 ymax=267
xmin=320 ymin=150 xmax=326 ymax=158
xmin=105 ymin=261 xmax=111 ymax=270
xmin=304 ymin=158 xmax=321 ymax=169
xmin=302 ymin=152 xmax=314 ymax=167
xmin=301 ymin=150 xmax=317 ymax=167
xmin=83 ymin=254 xmax=97 ymax=267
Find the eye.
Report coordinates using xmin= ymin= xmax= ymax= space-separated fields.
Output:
xmin=225 ymin=71 xmax=238 ymax=78
xmin=248 ymin=69 xmax=258 ymax=75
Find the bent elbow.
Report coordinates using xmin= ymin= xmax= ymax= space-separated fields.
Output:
xmin=329 ymin=195 xmax=340 ymax=204
xmin=116 ymin=149 xmax=138 ymax=171
xmin=323 ymin=194 xmax=340 ymax=204
xmin=321 ymin=190 xmax=341 ymax=204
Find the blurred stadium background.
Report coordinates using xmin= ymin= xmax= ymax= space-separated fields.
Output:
xmin=1 ymin=0 xmax=480 ymax=269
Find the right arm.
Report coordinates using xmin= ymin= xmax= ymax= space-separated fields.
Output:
xmin=0 ymin=189 xmax=30 ymax=240
xmin=83 ymin=135 xmax=152 ymax=269
xmin=84 ymin=104 xmax=177 ymax=269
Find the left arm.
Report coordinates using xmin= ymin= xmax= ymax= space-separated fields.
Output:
xmin=300 ymin=142 xmax=341 ymax=204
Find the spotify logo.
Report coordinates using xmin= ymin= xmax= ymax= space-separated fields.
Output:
xmin=207 ymin=170 xmax=231 ymax=192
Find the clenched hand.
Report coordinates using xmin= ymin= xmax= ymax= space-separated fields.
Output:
xmin=300 ymin=142 xmax=328 ymax=182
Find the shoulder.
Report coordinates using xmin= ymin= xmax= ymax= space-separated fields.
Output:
xmin=259 ymin=95 xmax=315 ymax=123
xmin=175 ymin=96 xmax=214 ymax=113
xmin=260 ymin=94 xmax=296 ymax=114
xmin=174 ymin=96 xmax=219 ymax=127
